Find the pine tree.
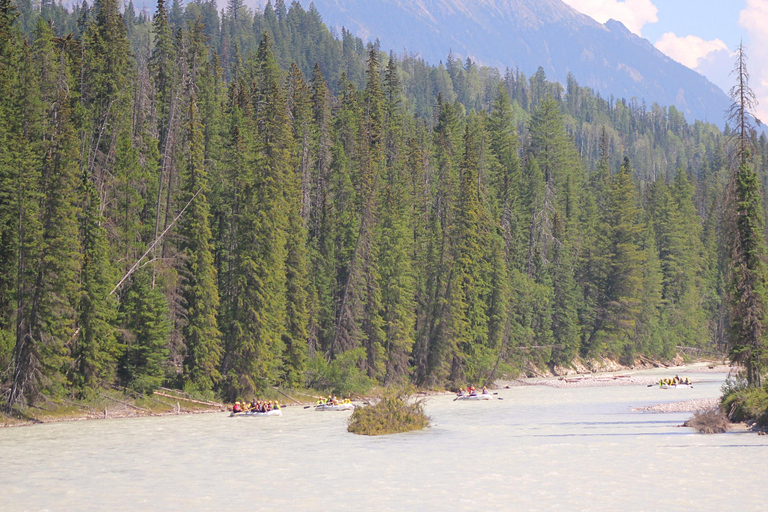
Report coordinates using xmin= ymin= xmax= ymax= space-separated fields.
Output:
xmin=178 ymin=94 xmax=222 ymax=393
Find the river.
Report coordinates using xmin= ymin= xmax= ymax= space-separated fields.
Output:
xmin=1 ymin=366 xmax=766 ymax=511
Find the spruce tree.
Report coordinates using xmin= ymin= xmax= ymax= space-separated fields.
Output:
xmin=76 ymin=178 xmax=119 ymax=391
xmin=118 ymin=267 xmax=171 ymax=394
xmin=178 ymin=94 xmax=223 ymax=393
xmin=282 ymin=62 xmax=311 ymax=387
xmin=222 ymin=34 xmax=290 ymax=397
xmin=594 ymin=157 xmax=646 ymax=357
xmin=726 ymin=43 xmax=767 ymax=387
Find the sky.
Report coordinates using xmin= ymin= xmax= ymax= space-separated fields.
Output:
xmin=561 ymin=0 xmax=768 ymax=122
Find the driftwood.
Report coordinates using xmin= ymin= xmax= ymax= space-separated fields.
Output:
xmin=153 ymin=391 xmax=222 ymax=407
xmin=273 ymin=387 xmax=301 ymax=405
xmin=99 ymin=393 xmax=151 ymax=413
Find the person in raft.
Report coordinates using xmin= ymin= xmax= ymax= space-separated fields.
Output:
xmin=482 ymin=386 xmax=488 ymax=395
xmin=233 ymin=402 xmax=242 ymax=413
xmin=469 ymin=386 xmax=477 ymax=396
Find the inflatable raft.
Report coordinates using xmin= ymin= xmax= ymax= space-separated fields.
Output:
xmin=315 ymin=403 xmax=355 ymax=411
xmin=230 ymin=409 xmax=283 ymax=417
xmin=455 ymin=393 xmax=494 ymax=401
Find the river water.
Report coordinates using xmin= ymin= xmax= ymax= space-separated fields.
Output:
xmin=1 ymin=367 xmax=766 ymax=511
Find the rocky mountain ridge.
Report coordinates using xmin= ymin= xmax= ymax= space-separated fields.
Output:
xmin=274 ymin=0 xmax=730 ymax=124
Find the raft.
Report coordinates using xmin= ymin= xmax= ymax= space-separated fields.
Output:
xmin=660 ymin=383 xmax=693 ymax=389
xmin=230 ymin=409 xmax=283 ymax=417
xmin=315 ymin=403 xmax=355 ymax=411
xmin=455 ymin=393 xmax=494 ymax=401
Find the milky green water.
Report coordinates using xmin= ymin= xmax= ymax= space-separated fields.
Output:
xmin=1 ymin=367 xmax=766 ymax=512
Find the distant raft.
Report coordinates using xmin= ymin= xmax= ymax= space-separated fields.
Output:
xmin=660 ymin=383 xmax=693 ymax=389
xmin=230 ymin=409 xmax=283 ymax=417
xmin=455 ymin=393 xmax=494 ymax=401
xmin=315 ymin=403 xmax=355 ymax=411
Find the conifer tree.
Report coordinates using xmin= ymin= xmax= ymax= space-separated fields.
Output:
xmin=80 ymin=0 xmax=133 ymax=185
xmin=282 ymin=62 xmax=311 ymax=386
xmin=0 ymin=0 xmax=22 ymax=382
xmin=222 ymin=34 xmax=290 ymax=397
xmin=76 ymin=178 xmax=119 ymax=391
xmin=8 ymin=24 xmax=65 ymax=407
xmin=445 ymin=125 xmax=492 ymax=384
xmin=378 ymin=55 xmax=415 ymax=383
xmin=118 ymin=268 xmax=171 ymax=394
xmin=488 ymin=85 xmax=524 ymax=270
xmin=178 ymin=94 xmax=222 ymax=393
xmin=726 ymin=44 xmax=767 ymax=386
xmin=593 ymin=157 xmax=646 ymax=356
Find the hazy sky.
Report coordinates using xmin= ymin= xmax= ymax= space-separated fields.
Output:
xmin=561 ymin=0 xmax=768 ymax=122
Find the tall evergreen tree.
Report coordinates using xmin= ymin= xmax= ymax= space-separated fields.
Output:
xmin=726 ymin=44 xmax=767 ymax=386
xmin=178 ymin=94 xmax=222 ymax=393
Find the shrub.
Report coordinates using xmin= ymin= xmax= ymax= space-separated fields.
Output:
xmin=348 ymin=388 xmax=429 ymax=436
xmin=304 ymin=348 xmax=374 ymax=396
xmin=722 ymin=385 xmax=768 ymax=426
xmin=684 ymin=408 xmax=730 ymax=434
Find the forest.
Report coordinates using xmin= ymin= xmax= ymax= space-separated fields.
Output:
xmin=2 ymin=0 xmax=767 ymax=408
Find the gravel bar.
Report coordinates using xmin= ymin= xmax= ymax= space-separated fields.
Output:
xmin=632 ymin=398 xmax=720 ymax=413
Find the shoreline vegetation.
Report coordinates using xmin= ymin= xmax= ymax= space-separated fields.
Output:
xmin=1 ymin=359 xmax=743 ymax=430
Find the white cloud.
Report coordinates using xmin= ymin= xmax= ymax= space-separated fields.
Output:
xmin=739 ymin=0 xmax=768 ymax=123
xmin=654 ymin=33 xmax=730 ymax=69
xmin=562 ymin=0 xmax=659 ymax=36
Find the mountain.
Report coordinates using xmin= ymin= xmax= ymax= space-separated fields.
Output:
xmin=273 ymin=0 xmax=730 ymax=125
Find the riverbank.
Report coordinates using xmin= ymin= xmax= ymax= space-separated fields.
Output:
xmin=2 ymin=361 xmax=733 ymax=428
xmin=0 ymin=387 xmax=323 ymax=428
xmin=497 ymin=361 xmax=733 ymax=389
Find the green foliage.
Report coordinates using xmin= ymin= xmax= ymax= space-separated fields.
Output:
xmin=347 ymin=388 xmax=430 ymax=436
xmin=1 ymin=0 xmax=751 ymax=409
xmin=118 ymin=268 xmax=171 ymax=394
xmin=728 ymin=158 xmax=768 ymax=387
xmin=722 ymin=385 xmax=768 ymax=426
xmin=304 ymin=348 xmax=375 ymax=397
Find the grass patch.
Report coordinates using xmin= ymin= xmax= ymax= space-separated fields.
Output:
xmin=683 ymin=408 xmax=730 ymax=434
xmin=347 ymin=388 xmax=429 ymax=436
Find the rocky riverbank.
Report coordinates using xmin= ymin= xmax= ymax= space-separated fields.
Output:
xmin=497 ymin=362 xmax=733 ymax=389
xmin=632 ymin=397 xmax=720 ymax=413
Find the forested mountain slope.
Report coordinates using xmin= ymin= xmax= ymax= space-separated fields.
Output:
xmin=274 ymin=0 xmax=730 ymax=125
xmin=2 ymin=0 xmax=766 ymax=406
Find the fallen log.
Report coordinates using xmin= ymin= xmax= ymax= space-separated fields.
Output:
xmin=99 ymin=393 xmax=151 ymax=413
xmin=273 ymin=387 xmax=302 ymax=405
xmin=153 ymin=391 xmax=222 ymax=407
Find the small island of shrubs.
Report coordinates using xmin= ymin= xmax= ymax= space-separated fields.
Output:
xmin=348 ymin=389 xmax=430 ymax=436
